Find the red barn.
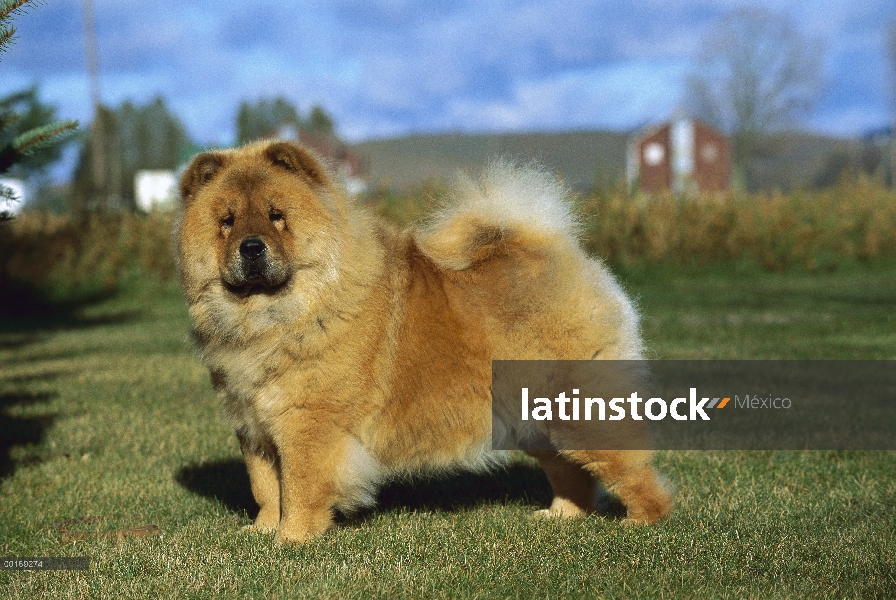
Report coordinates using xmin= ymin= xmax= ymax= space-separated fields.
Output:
xmin=627 ymin=118 xmax=731 ymax=194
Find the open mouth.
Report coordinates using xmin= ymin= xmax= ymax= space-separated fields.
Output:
xmin=223 ymin=275 xmax=290 ymax=298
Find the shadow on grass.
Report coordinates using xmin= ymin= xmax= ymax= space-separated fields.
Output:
xmin=0 ymin=282 xmax=141 ymax=480
xmin=175 ymin=460 xmax=257 ymax=516
xmin=0 ymin=391 xmax=58 ymax=479
xmin=0 ymin=281 xmax=140 ymax=336
xmin=175 ymin=458 xmax=558 ymax=520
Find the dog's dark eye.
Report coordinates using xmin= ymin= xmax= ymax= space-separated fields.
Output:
xmin=269 ymin=210 xmax=283 ymax=223
xmin=221 ymin=215 xmax=234 ymax=228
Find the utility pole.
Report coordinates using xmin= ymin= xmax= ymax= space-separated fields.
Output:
xmin=890 ymin=21 xmax=896 ymax=190
xmin=82 ymin=0 xmax=106 ymax=210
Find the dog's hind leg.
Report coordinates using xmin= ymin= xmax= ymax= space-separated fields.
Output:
xmin=564 ymin=449 xmax=673 ymax=524
xmin=527 ymin=450 xmax=596 ymax=517
xmin=528 ymin=450 xmax=672 ymax=523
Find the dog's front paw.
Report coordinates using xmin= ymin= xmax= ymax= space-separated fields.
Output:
xmin=532 ymin=498 xmax=588 ymax=519
xmin=620 ymin=516 xmax=652 ymax=526
xmin=241 ymin=521 xmax=276 ymax=534
xmin=241 ymin=508 xmax=279 ymax=534
xmin=273 ymin=513 xmax=332 ymax=545
xmin=273 ymin=526 xmax=317 ymax=545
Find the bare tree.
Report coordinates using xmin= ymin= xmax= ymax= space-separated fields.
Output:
xmin=686 ymin=8 xmax=825 ymax=186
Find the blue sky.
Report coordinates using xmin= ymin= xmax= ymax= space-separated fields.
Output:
xmin=2 ymin=0 xmax=894 ymax=147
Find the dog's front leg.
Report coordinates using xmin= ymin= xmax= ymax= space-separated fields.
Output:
xmin=238 ymin=434 xmax=281 ymax=533
xmin=271 ymin=407 xmax=342 ymax=544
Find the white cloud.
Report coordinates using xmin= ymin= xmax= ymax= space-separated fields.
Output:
xmin=437 ymin=59 xmax=688 ymax=133
xmin=1 ymin=0 xmax=890 ymax=152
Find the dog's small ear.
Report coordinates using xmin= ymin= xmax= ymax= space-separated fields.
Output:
xmin=180 ymin=152 xmax=226 ymax=203
xmin=264 ymin=141 xmax=330 ymax=188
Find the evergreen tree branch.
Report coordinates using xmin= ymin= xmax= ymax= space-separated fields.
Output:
xmin=0 ymin=0 xmax=36 ymax=22
xmin=0 ymin=120 xmax=77 ymax=173
xmin=0 ymin=0 xmax=40 ymax=56
xmin=0 ymin=111 xmax=20 ymax=129
xmin=0 ymin=181 xmax=15 ymax=200
xmin=0 ymin=25 xmax=14 ymax=51
xmin=0 ymin=143 xmax=18 ymax=174
xmin=0 ymin=0 xmax=73 ymax=221
xmin=0 ymin=181 xmax=17 ymax=220
xmin=12 ymin=119 xmax=78 ymax=155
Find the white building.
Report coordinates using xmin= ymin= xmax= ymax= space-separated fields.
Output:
xmin=134 ymin=170 xmax=178 ymax=211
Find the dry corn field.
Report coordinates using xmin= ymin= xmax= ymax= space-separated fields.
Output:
xmin=1 ymin=180 xmax=894 ymax=300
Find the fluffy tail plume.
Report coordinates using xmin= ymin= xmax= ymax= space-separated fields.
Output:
xmin=414 ymin=160 xmax=581 ymax=270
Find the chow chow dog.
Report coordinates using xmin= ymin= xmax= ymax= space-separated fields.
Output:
xmin=176 ymin=140 xmax=672 ymax=543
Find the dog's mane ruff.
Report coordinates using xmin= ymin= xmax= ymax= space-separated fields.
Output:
xmin=414 ymin=160 xmax=583 ymax=270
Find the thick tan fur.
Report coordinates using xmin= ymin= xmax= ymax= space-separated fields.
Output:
xmin=176 ymin=140 xmax=672 ymax=544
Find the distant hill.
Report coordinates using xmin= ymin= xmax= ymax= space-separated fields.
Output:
xmin=352 ymin=129 xmax=867 ymax=193
xmin=352 ymin=130 xmax=629 ymax=192
xmin=747 ymin=132 xmax=859 ymax=191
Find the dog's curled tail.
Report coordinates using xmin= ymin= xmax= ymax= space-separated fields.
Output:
xmin=414 ymin=160 xmax=582 ymax=270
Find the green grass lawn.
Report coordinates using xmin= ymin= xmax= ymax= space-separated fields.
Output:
xmin=1 ymin=263 xmax=894 ymax=598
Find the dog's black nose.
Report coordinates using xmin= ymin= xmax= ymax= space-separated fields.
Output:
xmin=239 ymin=238 xmax=266 ymax=260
